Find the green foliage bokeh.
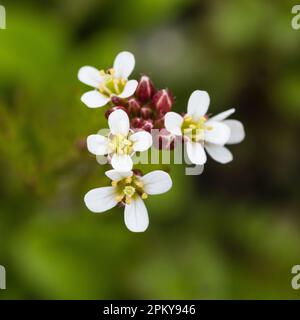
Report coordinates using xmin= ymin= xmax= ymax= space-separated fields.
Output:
xmin=0 ymin=0 xmax=300 ymax=299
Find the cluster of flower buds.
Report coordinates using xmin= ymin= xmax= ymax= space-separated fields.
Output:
xmin=78 ymin=51 xmax=245 ymax=232
xmin=104 ymin=75 xmax=177 ymax=150
xmin=105 ymin=75 xmax=173 ymax=135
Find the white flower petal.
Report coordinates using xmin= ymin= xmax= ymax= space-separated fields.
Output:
xmin=111 ymin=154 xmax=133 ymax=172
xmin=78 ymin=66 xmax=102 ymax=88
xmin=223 ymin=120 xmax=245 ymax=144
xmin=205 ymin=121 xmax=231 ymax=145
xmin=209 ymin=108 xmax=236 ymax=122
xmin=96 ymin=155 xmax=108 ymax=165
xmin=205 ymin=143 xmax=233 ymax=164
xmin=84 ymin=186 xmax=117 ymax=213
xmin=87 ymin=134 xmax=109 ymax=155
xmin=187 ymin=90 xmax=210 ymax=121
xmin=113 ymin=51 xmax=135 ymax=79
xmin=130 ymin=131 xmax=153 ymax=152
xmin=124 ymin=196 xmax=149 ymax=232
xmin=186 ymin=141 xmax=207 ymax=165
xmin=105 ymin=170 xmax=133 ymax=181
xmin=164 ymin=112 xmax=183 ymax=136
xmin=108 ymin=109 xmax=130 ymax=136
xmin=117 ymin=80 xmax=138 ymax=99
xmin=81 ymin=90 xmax=110 ymax=108
xmin=141 ymin=170 xmax=172 ymax=195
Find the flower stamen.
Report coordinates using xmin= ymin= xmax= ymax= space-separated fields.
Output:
xmin=113 ymin=174 xmax=148 ymax=205
xmin=125 ymin=177 xmax=132 ymax=184
xmin=107 ymin=68 xmax=115 ymax=75
xmin=109 ymin=134 xmax=133 ymax=155
xmin=111 ymin=180 xmax=118 ymax=187
xmin=134 ymin=180 xmax=143 ymax=188
xmin=181 ymin=115 xmax=209 ymax=142
xmin=115 ymin=194 xmax=124 ymax=202
xmin=123 ymin=186 xmax=136 ymax=198
xmin=141 ymin=193 xmax=148 ymax=200
xmin=98 ymin=68 xmax=126 ymax=97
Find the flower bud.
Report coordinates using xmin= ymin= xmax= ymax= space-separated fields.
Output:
xmin=117 ymin=202 xmax=125 ymax=208
xmin=133 ymin=169 xmax=143 ymax=177
xmin=105 ymin=106 xmax=128 ymax=119
xmin=136 ymin=75 xmax=155 ymax=102
xmin=127 ymin=98 xmax=141 ymax=116
xmin=111 ymin=96 xmax=124 ymax=106
xmin=140 ymin=106 xmax=152 ymax=119
xmin=152 ymin=128 xmax=176 ymax=150
xmin=131 ymin=117 xmax=143 ymax=129
xmin=141 ymin=119 xmax=154 ymax=132
xmin=154 ymin=117 xmax=165 ymax=129
xmin=152 ymin=89 xmax=173 ymax=115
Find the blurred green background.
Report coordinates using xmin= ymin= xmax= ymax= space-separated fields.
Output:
xmin=1 ymin=0 xmax=300 ymax=299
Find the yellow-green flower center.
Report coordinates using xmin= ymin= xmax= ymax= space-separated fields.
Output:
xmin=109 ymin=134 xmax=133 ymax=155
xmin=123 ymin=186 xmax=135 ymax=197
xmin=99 ymin=68 xmax=126 ymax=97
xmin=113 ymin=176 xmax=148 ymax=204
xmin=181 ymin=115 xmax=212 ymax=142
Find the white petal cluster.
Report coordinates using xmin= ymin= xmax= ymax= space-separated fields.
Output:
xmin=87 ymin=109 xmax=152 ymax=172
xmin=79 ymin=51 xmax=173 ymax=232
xmin=165 ymin=90 xmax=245 ymax=165
xmin=84 ymin=170 xmax=172 ymax=232
xmin=79 ymin=52 xmax=245 ymax=233
xmin=78 ymin=51 xmax=138 ymax=108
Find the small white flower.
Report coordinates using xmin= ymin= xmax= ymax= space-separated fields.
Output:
xmin=84 ymin=170 xmax=173 ymax=232
xmin=87 ymin=109 xmax=152 ymax=171
xmin=165 ymin=90 xmax=245 ymax=165
xmin=78 ymin=51 xmax=138 ymax=108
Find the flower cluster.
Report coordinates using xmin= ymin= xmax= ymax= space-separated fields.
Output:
xmin=78 ymin=51 xmax=245 ymax=232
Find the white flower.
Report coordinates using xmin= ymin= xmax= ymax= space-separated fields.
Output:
xmin=87 ymin=109 xmax=152 ymax=171
xmin=84 ymin=170 xmax=173 ymax=232
xmin=204 ymin=108 xmax=245 ymax=163
xmin=78 ymin=51 xmax=138 ymax=108
xmin=165 ymin=90 xmax=245 ymax=165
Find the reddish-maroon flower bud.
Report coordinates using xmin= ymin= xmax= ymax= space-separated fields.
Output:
xmin=133 ymin=169 xmax=143 ymax=177
xmin=127 ymin=98 xmax=141 ymax=116
xmin=142 ymin=119 xmax=154 ymax=132
xmin=131 ymin=117 xmax=143 ymax=128
xmin=153 ymin=128 xmax=176 ymax=150
xmin=105 ymin=106 xmax=128 ymax=119
xmin=152 ymin=89 xmax=173 ymax=115
xmin=140 ymin=106 xmax=152 ymax=119
xmin=154 ymin=117 xmax=165 ymax=129
xmin=136 ymin=75 xmax=155 ymax=102
xmin=111 ymin=96 xmax=124 ymax=106
xmin=117 ymin=201 xmax=125 ymax=208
